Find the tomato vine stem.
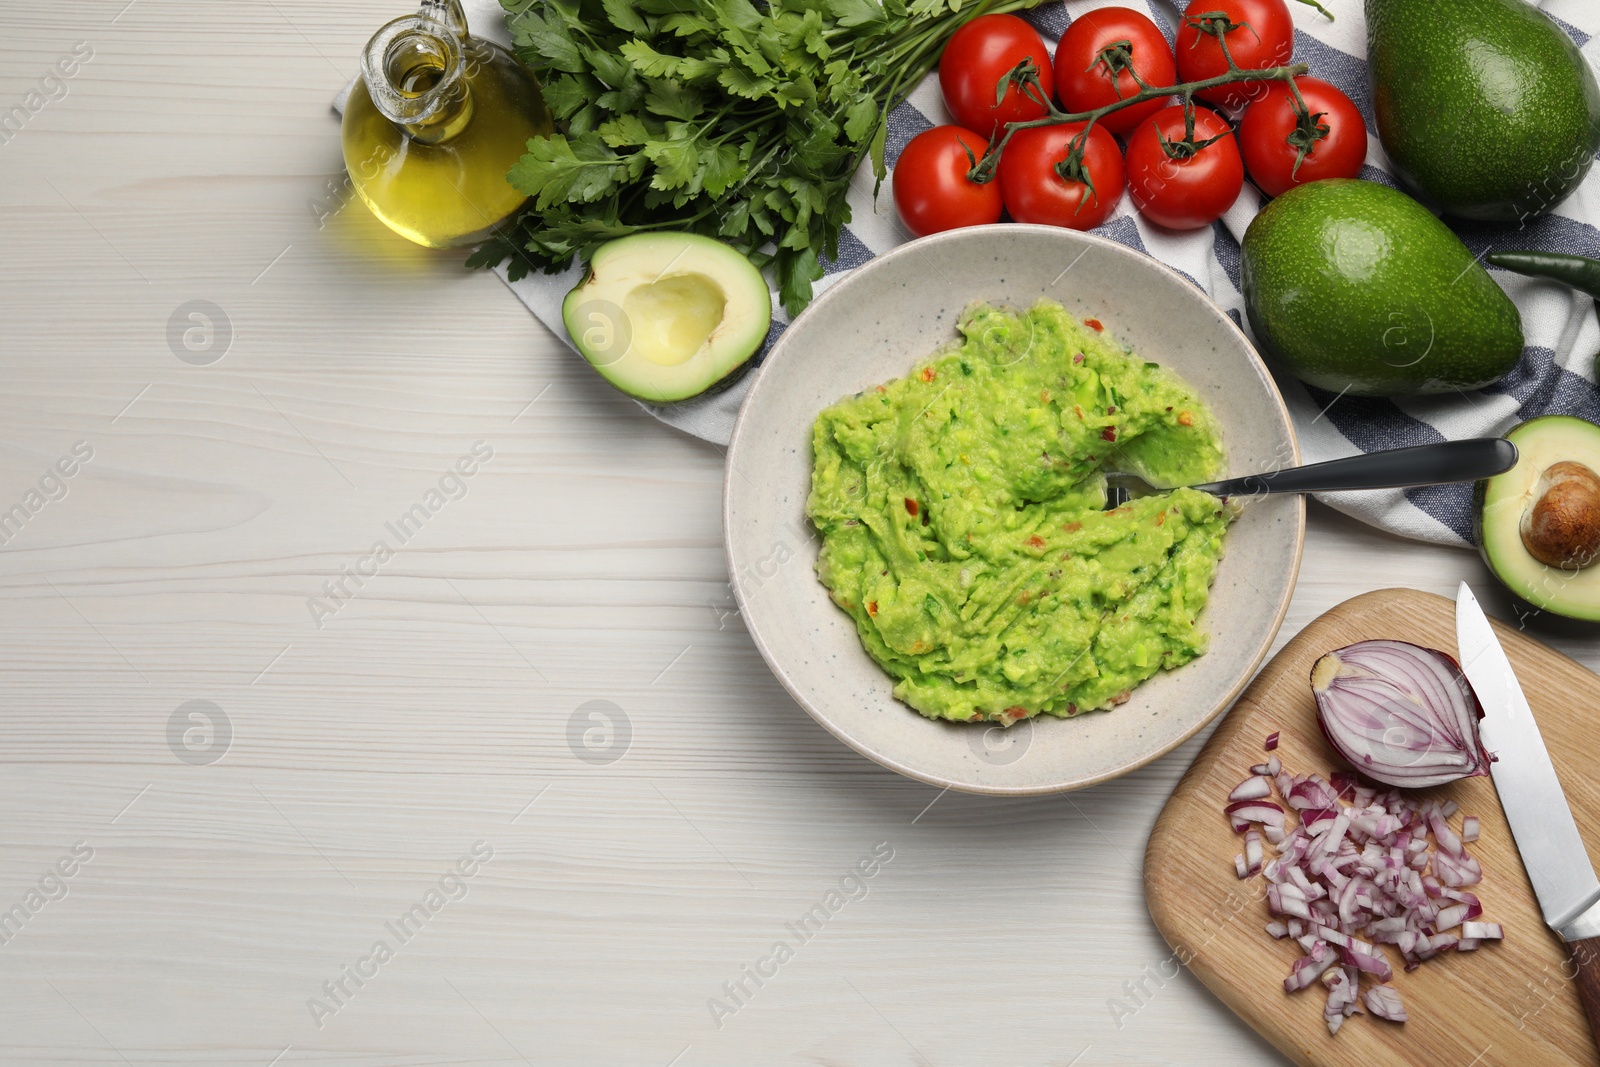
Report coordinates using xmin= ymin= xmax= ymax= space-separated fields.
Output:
xmin=968 ymin=60 xmax=1309 ymax=184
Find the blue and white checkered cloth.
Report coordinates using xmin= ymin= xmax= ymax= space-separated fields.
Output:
xmin=363 ymin=0 xmax=1600 ymax=547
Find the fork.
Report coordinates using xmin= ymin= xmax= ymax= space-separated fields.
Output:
xmin=1104 ymin=437 xmax=1519 ymax=509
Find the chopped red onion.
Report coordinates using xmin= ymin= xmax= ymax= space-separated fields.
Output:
xmin=1224 ymin=740 xmax=1504 ymax=1037
xmin=1310 ymin=641 xmax=1492 ymax=789
xmin=1230 ymin=775 xmax=1274 ymax=802
xmin=1226 ymin=799 xmax=1286 ymax=830
xmin=1301 ymin=807 xmax=1337 ymax=833
xmin=1440 ymin=888 xmax=1482 ymax=920
xmin=1432 ymin=849 xmax=1483 ymax=888
xmin=1245 ymin=830 xmax=1264 ymax=876
xmin=1323 ymin=966 xmax=1361 ymax=1034
xmin=1422 ymin=932 xmax=1460 ymax=958
xmin=1265 ymin=732 xmax=1280 ymax=751
xmin=1429 ymin=811 xmax=1463 ymax=857
xmin=1285 ymin=942 xmax=1338 ymax=992
xmin=1346 ymin=945 xmax=1393 ymax=982
xmin=1364 ymin=985 xmax=1407 ymax=1022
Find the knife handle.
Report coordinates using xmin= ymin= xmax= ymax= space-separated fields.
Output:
xmin=1571 ymin=937 xmax=1600 ymax=1049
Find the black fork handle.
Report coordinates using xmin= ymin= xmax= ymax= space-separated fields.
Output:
xmin=1193 ymin=438 xmax=1519 ymax=497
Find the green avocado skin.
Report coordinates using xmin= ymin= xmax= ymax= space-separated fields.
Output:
xmin=1241 ymin=179 xmax=1524 ymax=396
xmin=1366 ymin=0 xmax=1600 ymax=222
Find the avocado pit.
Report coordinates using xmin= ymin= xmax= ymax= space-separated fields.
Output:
xmin=1519 ymin=460 xmax=1600 ymax=569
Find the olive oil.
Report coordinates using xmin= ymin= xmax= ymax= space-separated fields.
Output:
xmin=342 ymin=0 xmax=552 ymax=248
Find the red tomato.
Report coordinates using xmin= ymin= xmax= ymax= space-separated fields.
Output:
xmin=1124 ymin=104 xmax=1244 ymax=230
xmin=1238 ymin=77 xmax=1366 ymax=197
xmin=1054 ymin=8 xmax=1177 ymax=136
xmin=893 ymin=125 xmax=1003 ymax=237
xmin=939 ymin=14 xmax=1054 ymax=139
xmin=1174 ymin=0 xmax=1296 ymax=111
xmin=999 ymin=123 xmax=1126 ymax=230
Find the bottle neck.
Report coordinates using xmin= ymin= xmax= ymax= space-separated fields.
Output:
xmin=361 ymin=14 xmax=474 ymax=145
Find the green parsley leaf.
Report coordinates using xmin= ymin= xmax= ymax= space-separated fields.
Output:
xmin=716 ymin=0 xmax=765 ymax=36
xmin=718 ymin=64 xmax=776 ymax=100
xmin=509 ymin=9 xmax=586 ymax=73
xmin=772 ymin=77 xmax=818 ymax=109
xmin=600 ymin=0 xmax=649 ymax=34
xmin=716 ymin=197 xmax=752 ymax=238
xmin=478 ymin=0 xmax=1041 ymax=315
xmin=621 ymin=39 xmax=684 ymax=78
xmin=643 ymin=78 xmax=706 ymax=121
xmin=826 ymin=0 xmax=888 ymax=29
xmin=539 ymin=74 xmax=600 ymax=120
xmin=508 ymin=134 xmax=626 ymax=208
xmin=582 ymin=47 xmax=635 ymax=88
xmin=700 ymin=141 xmax=746 ymax=197
xmin=776 ymin=246 xmax=822 ymax=317
xmin=659 ymin=13 xmax=713 ymax=37
xmin=869 ymin=115 xmax=889 ymax=194
xmin=842 ymin=94 xmax=880 ymax=143
xmin=597 ymin=113 xmax=656 ymax=148
xmin=641 ymin=128 xmax=701 ymax=191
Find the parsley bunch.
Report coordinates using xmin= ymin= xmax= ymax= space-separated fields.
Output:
xmin=469 ymin=0 xmax=1038 ymax=315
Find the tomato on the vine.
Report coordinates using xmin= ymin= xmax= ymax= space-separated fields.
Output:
xmin=999 ymin=123 xmax=1125 ymax=230
xmin=1053 ymin=8 xmax=1177 ymax=136
xmin=893 ymin=125 xmax=1003 ymax=237
xmin=1175 ymin=0 xmax=1295 ymax=111
xmin=939 ymin=14 xmax=1054 ymax=139
xmin=1238 ymin=76 xmax=1366 ymax=197
xmin=1125 ymin=104 xmax=1244 ymax=230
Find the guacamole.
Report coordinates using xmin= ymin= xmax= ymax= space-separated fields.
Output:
xmin=806 ymin=300 xmax=1231 ymax=725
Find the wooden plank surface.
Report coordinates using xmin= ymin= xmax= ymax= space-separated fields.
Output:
xmin=1147 ymin=588 xmax=1600 ymax=1067
xmin=5 ymin=0 xmax=1600 ymax=1063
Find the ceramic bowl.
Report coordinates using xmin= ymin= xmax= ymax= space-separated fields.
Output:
xmin=723 ymin=225 xmax=1304 ymax=795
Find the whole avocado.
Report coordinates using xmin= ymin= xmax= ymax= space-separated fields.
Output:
xmin=1366 ymin=0 xmax=1600 ymax=222
xmin=1240 ymin=179 xmax=1523 ymax=396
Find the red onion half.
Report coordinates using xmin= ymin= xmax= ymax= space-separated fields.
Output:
xmin=1310 ymin=641 xmax=1492 ymax=789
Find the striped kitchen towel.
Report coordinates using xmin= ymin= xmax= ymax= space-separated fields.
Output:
xmin=340 ymin=0 xmax=1600 ymax=547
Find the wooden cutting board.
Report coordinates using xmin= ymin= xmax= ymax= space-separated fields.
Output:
xmin=1147 ymin=588 xmax=1600 ymax=1067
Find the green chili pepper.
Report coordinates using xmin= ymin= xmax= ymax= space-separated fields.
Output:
xmin=1486 ymin=250 xmax=1600 ymax=300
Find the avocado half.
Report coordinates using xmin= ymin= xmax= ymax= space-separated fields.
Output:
xmin=1475 ymin=416 xmax=1600 ymax=622
xmin=561 ymin=233 xmax=772 ymax=404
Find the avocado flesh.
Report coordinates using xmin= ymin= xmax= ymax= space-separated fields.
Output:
xmin=1366 ymin=0 xmax=1600 ymax=222
xmin=562 ymin=233 xmax=771 ymax=404
xmin=1240 ymin=179 xmax=1524 ymax=396
xmin=1477 ymin=416 xmax=1600 ymax=622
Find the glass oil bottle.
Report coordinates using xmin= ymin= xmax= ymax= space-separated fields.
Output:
xmin=341 ymin=0 xmax=553 ymax=248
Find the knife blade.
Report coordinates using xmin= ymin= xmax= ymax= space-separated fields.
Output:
xmin=1455 ymin=582 xmax=1600 ymax=941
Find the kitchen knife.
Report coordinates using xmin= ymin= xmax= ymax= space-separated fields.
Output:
xmin=1456 ymin=582 xmax=1600 ymax=1042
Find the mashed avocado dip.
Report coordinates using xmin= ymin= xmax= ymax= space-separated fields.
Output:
xmin=806 ymin=300 xmax=1231 ymax=725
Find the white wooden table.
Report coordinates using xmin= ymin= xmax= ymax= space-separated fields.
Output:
xmin=1 ymin=3 xmax=1588 ymax=1064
